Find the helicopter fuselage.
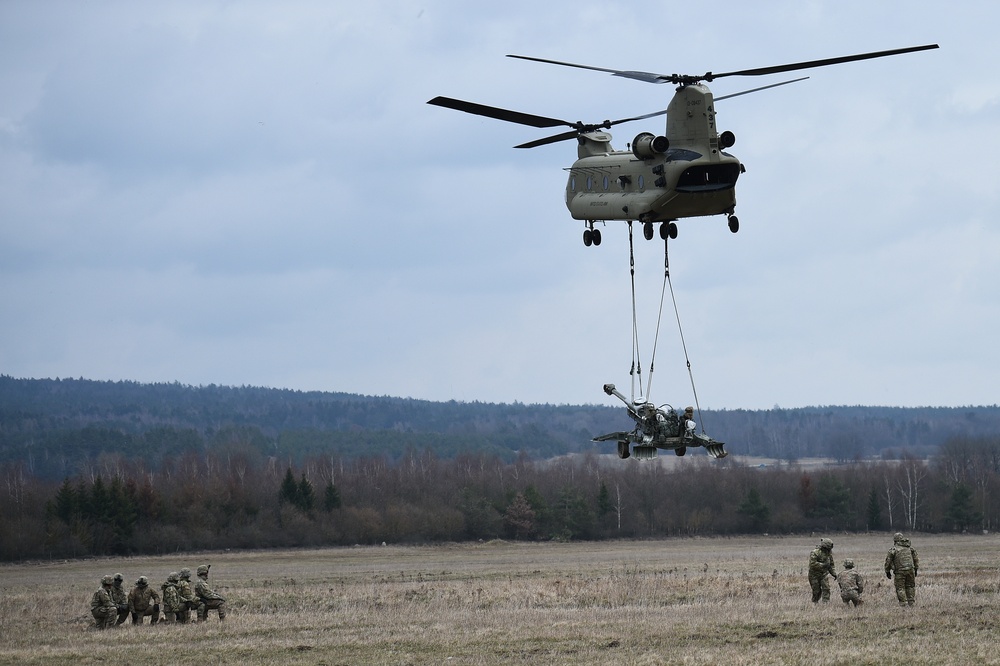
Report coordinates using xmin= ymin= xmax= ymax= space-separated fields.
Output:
xmin=566 ymin=83 xmax=742 ymax=232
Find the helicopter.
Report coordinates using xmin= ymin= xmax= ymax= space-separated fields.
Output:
xmin=428 ymin=44 xmax=938 ymax=247
xmin=594 ymin=383 xmax=727 ymax=460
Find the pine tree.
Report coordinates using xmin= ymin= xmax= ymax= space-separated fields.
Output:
xmin=297 ymin=474 xmax=315 ymax=512
xmin=279 ymin=468 xmax=300 ymax=507
xmin=503 ymin=492 xmax=536 ymax=540
xmin=737 ymin=487 xmax=771 ymax=532
xmin=323 ymin=480 xmax=342 ymax=511
xmin=597 ymin=481 xmax=612 ymax=517
xmin=866 ymin=487 xmax=882 ymax=531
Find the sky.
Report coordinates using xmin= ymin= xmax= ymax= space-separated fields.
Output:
xmin=1 ymin=1 xmax=997 ymax=410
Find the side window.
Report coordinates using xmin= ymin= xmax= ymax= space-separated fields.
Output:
xmin=638 ymin=174 xmax=645 ymax=191
xmin=586 ymin=177 xmax=593 ymax=191
xmin=569 ymin=176 xmax=576 ymax=192
xmin=603 ymin=175 xmax=609 ymax=190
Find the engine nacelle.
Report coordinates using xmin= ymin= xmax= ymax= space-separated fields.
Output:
xmin=632 ymin=132 xmax=669 ymax=160
xmin=719 ymin=130 xmax=736 ymax=149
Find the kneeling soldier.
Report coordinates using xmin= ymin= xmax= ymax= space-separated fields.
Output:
xmin=837 ymin=559 xmax=865 ymax=607
xmin=194 ymin=564 xmax=227 ymax=621
xmin=128 ymin=576 xmax=161 ymax=624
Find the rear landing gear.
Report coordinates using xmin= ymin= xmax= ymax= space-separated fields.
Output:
xmin=728 ymin=215 xmax=739 ymax=233
xmin=583 ymin=222 xmax=602 ymax=247
xmin=660 ymin=222 xmax=678 ymax=240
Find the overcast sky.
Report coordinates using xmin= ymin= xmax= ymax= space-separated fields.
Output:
xmin=1 ymin=1 xmax=997 ymax=410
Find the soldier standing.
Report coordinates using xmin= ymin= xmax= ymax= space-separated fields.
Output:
xmin=177 ymin=568 xmax=197 ymax=622
xmin=110 ymin=573 xmax=129 ymax=625
xmin=194 ymin=564 xmax=227 ymax=621
xmin=836 ymin=559 xmax=865 ymax=607
xmin=127 ymin=576 xmax=161 ymax=625
xmin=808 ymin=538 xmax=837 ymax=603
xmin=90 ymin=575 xmax=117 ymax=630
xmin=160 ymin=572 xmax=182 ymax=623
xmin=885 ymin=532 xmax=920 ymax=606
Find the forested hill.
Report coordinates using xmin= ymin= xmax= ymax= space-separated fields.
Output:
xmin=2 ymin=376 xmax=999 ymax=478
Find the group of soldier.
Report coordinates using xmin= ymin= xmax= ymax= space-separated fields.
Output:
xmin=90 ymin=564 xmax=227 ymax=629
xmin=808 ymin=532 xmax=920 ymax=607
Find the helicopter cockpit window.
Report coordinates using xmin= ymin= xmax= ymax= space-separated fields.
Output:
xmin=569 ymin=176 xmax=576 ymax=192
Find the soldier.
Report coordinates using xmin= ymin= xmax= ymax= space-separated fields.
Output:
xmin=90 ymin=575 xmax=117 ymax=630
xmin=177 ymin=568 xmax=197 ymax=622
xmin=808 ymin=538 xmax=837 ymax=603
xmin=127 ymin=576 xmax=161 ymax=625
xmin=160 ymin=572 xmax=182 ymax=623
xmin=110 ymin=573 xmax=129 ymax=625
xmin=194 ymin=564 xmax=227 ymax=621
xmin=885 ymin=532 xmax=920 ymax=606
xmin=837 ymin=559 xmax=865 ymax=607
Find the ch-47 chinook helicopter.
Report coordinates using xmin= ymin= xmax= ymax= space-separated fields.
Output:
xmin=594 ymin=384 xmax=727 ymax=460
xmin=428 ymin=44 xmax=937 ymax=246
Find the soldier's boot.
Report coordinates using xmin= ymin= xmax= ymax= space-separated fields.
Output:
xmin=151 ymin=604 xmax=160 ymax=624
xmin=218 ymin=608 xmax=226 ymax=621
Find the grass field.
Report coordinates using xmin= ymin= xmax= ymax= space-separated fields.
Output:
xmin=1 ymin=533 xmax=998 ymax=665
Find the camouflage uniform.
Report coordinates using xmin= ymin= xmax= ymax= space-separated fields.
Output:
xmin=127 ymin=576 xmax=161 ymax=624
xmin=90 ymin=575 xmax=117 ymax=630
xmin=837 ymin=559 xmax=864 ymax=607
xmin=160 ymin=572 xmax=182 ymax=623
xmin=194 ymin=564 xmax=227 ymax=621
xmin=177 ymin=568 xmax=197 ymax=623
xmin=110 ymin=573 xmax=129 ymax=625
xmin=885 ymin=533 xmax=919 ymax=606
xmin=808 ymin=538 xmax=837 ymax=602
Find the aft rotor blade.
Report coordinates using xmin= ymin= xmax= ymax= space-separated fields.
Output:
xmin=714 ymin=77 xmax=810 ymax=101
xmin=507 ymin=54 xmax=669 ymax=84
xmin=707 ymin=44 xmax=939 ymax=80
xmin=427 ymin=96 xmax=573 ymax=129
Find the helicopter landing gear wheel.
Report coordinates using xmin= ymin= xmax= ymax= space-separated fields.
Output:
xmin=643 ymin=222 xmax=654 ymax=241
xmin=674 ymin=446 xmax=687 ymax=457
xmin=660 ymin=222 xmax=678 ymax=240
xmin=592 ymin=228 xmax=601 ymax=246
xmin=617 ymin=441 xmax=631 ymax=459
xmin=728 ymin=215 xmax=740 ymax=233
xmin=583 ymin=229 xmax=593 ymax=246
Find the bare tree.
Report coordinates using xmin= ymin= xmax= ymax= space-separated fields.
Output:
xmin=897 ymin=456 xmax=928 ymax=530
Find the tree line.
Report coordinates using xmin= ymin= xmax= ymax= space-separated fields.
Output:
xmin=2 ymin=434 xmax=997 ymax=561
xmin=3 ymin=376 xmax=1000 ymax=479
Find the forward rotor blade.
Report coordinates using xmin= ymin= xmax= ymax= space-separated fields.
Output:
xmin=515 ymin=130 xmax=581 ymax=149
xmin=714 ymin=77 xmax=809 ymax=101
xmin=707 ymin=44 xmax=939 ymax=80
xmin=514 ymin=109 xmax=669 ymax=148
xmin=427 ymin=96 xmax=572 ymax=129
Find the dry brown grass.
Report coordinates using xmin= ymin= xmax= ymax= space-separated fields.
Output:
xmin=1 ymin=534 xmax=998 ymax=665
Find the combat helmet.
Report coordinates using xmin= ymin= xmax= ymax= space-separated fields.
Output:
xmin=113 ymin=573 xmax=124 ymax=584
xmin=137 ymin=576 xmax=148 ymax=587
xmin=179 ymin=568 xmax=191 ymax=579
xmin=196 ymin=564 xmax=210 ymax=576
xmin=843 ymin=559 xmax=855 ymax=569
xmin=819 ymin=538 xmax=833 ymax=550
xmin=167 ymin=572 xmax=179 ymax=583
xmin=101 ymin=574 xmax=114 ymax=585
xmin=893 ymin=532 xmax=904 ymax=544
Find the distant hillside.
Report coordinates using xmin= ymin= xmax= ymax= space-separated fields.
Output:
xmin=2 ymin=376 xmax=999 ymax=478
